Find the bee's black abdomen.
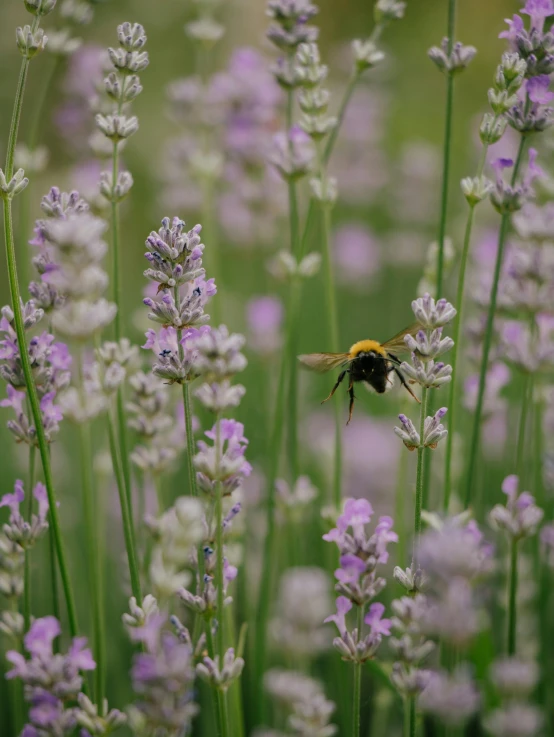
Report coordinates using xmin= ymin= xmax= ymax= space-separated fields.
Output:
xmin=350 ymin=350 xmax=389 ymax=393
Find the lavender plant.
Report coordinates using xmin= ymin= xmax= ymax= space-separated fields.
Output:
xmin=2 ymin=1 xmax=554 ymax=736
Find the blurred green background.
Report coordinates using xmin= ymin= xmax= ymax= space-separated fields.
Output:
xmin=0 ymin=0 xmax=522 ymax=733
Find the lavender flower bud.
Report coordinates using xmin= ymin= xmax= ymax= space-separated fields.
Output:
xmin=105 ymin=72 xmax=143 ymax=102
xmin=0 ymin=611 xmax=24 ymax=640
xmin=394 ymin=414 xmax=420 ymax=451
xmin=411 ymin=293 xmax=457 ymax=328
xmin=99 ymin=170 xmax=134 ymax=202
xmin=60 ymin=0 xmax=94 ymax=25
xmin=0 ymin=168 xmax=29 ymax=200
xmin=496 ymin=53 xmax=527 ymax=92
xmin=423 ymin=407 xmax=448 ymax=449
xmin=95 ymin=113 xmax=139 ymax=141
xmin=75 ymin=693 xmax=127 ymax=733
xmin=490 ymin=658 xmax=539 ymax=699
xmin=489 ymin=475 xmax=544 ymax=540
xmin=194 ymin=380 xmax=246 ymax=412
xmin=24 ymin=0 xmax=56 ymax=15
xmin=480 ymin=113 xmax=508 ymax=144
xmin=428 ymin=38 xmax=477 ymax=74
xmin=190 ymin=325 xmax=247 ymax=382
xmin=117 ymin=21 xmax=147 ymax=50
xmin=506 ymin=100 xmax=554 ymax=134
xmin=404 ymin=327 xmax=454 ymax=359
xmin=488 ymin=88 xmax=519 ymax=114
xmin=107 ymin=46 xmax=149 ymax=74
xmin=46 ymin=29 xmax=82 ymax=55
xmin=352 ymin=39 xmax=385 ymax=71
xmin=14 ymin=143 xmax=48 ymax=173
xmin=310 ymin=175 xmax=338 ymax=203
xmin=374 ymin=0 xmax=406 ymax=22
xmin=460 ymin=175 xmax=494 ymax=205
xmin=295 ymin=43 xmax=327 ymax=87
xmin=419 ymin=667 xmax=480 ymax=726
xmin=400 ymin=355 xmax=452 ymax=389
xmin=16 ymin=25 xmax=47 ymax=58
xmin=484 ymin=704 xmax=543 ymax=737
xmin=393 ymin=566 xmax=428 ymax=592
xmin=196 ymin=648 xmax=245 ymax=690
xmin=122 ymin=594 xmax=159 ymax=628
xmin=391 ymin=663 xmax=431 ymax=696
xmin=185 ymin=18 xmax=225 ymax=44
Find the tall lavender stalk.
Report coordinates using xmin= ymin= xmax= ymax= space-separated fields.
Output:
xmin=436 ymin=52 xmax=539 ymax=512
xmin=490 ymin=475 xmax=543 ymax=655
xmin=0 ymin=0 xmax=79 ymax=637
xmin=465 ymin=1 xmax=554 ymax=505
xmin=393 ymin=295 xmax=455 ymax=564
xmin=323 ymin=499 xmax=396 ymax=736
xmin=96 ymin=22 xmax=149 ymax=527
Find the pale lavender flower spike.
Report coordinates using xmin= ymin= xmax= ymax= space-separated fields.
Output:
xmin=489 ymin=475 xmax=544 ymax=539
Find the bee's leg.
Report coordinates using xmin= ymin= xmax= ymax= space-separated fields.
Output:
xmin=394 ymin=366 xmax=421 ymax=404
xmin=321 ymin=369 xmax=347 ymax=404
xmin=347 ymin=378 xmax=355 ymax=425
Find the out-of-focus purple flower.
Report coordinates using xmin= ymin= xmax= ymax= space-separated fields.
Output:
xmin=419 ymin=667 xmax=480 ymax=726
xmin=270 ymin=567 xmax=332 ymax=656
xmin=129 ymin=614 xmax=198 ymax=733
xmin=489 ymin=475 xmax=544 ymax=540
xmin=323 ymin=595 xmax=352 ymax=638
xmin=0 ymin=479 xmax=24 ymax=516
xmin=418 ymin=519 xmax=494 ymax=581
xmin=269 ymin=125 xmax=315 ymax=180
xmin=335 ymin=554 xmax=366 ymax=585
xmin=333 ymin=224 xmax=381 ymax=288
xmin=246 ymin=296 xmax=283 ymax=355
xmin=521 ymin=0 xmax=554 ymax=32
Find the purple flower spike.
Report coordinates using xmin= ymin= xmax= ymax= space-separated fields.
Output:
xmin=337 ymin=497 xmax=373 ymax=534
xmin=364 ymin=602 xmax=392 ymax=636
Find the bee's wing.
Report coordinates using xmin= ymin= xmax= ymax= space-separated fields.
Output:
xmin=381 ymin=323 xmax=423 ymax=355
xmin=298 ymin=352 xmax=352 ymax=373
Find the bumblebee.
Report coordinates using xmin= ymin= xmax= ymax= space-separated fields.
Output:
xmin=298 ymin=324 xmax=421 ymax=425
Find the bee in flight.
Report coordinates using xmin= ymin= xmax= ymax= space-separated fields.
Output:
xmin=298 ymin=324 xmax=421 ymax=425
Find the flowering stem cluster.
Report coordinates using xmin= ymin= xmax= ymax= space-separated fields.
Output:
xmin=0 ymin=0 xmax=79 ymax=639
xmin=393 ymin=294 xmax=455 ymax=564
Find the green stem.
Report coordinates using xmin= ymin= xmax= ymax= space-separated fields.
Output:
xmin=286 ymin=176 xmax=301 ymax=482
xmin=9 ymin=600 xmax=24 ymax=734
xmin=394 ymin=402 xmax=410 ymax=565
xmin=465 ymin=135 xmax=527 ymax=507
xmin=534 ymin=397 xmax=545 ymax=510
xmin=254 ymin=280 xmax=300 ymax=720
xmin=111 ymin=140 xmax=122 ymax=342
xmin=507 ymin=537 xmax=519 ymax=655
xmin=205 ymin=618 xmax=225 ymax=737
xmin=413 ymin=387 xmax=429 ymax=568
xmin=182 ymin=382 xmax=198 ymax=496
xmin=515 ymin=373 xmax=531 ymax=480
xmin=215 ymin=417 xmax=225 ymax=659
xmin=353 ymin=606 xmax=363 ymax=737
xmin=107 ymin=405 xmax=142 ymax=601
xmin=323 ymin=71 xmax=359 ymax=165
xmin=443 ymin=206 xmax=475 ymax=510
xmin=3 ymin=17 xmax=79 ymax=636
xmin=48 ymin=508 xmax=60 ymax=626
xmin=23 ymin=445 xmax=36 ymax=633
xmin=79 ymin=415 xmax=105 ymax=709
xmin=3 ymin=183 xmax=79 ymax=638
xmin=405 ymin=696 xmax=416 ymax=737
xmin=436 ymin=0 xmax=456 ymax=296
xmin=436 ymin=0 xmax=457 ymax=296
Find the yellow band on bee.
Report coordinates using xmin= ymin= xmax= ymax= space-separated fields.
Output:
xmin=348 ymin=339 xmax=386 ymax=358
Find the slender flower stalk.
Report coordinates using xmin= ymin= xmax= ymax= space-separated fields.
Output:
xmin=444 ymin=50 xmax=527 ymax=509
xmin=23 ymin=444 xmax=35 ymax=634
xmin=108 ymin=405 xmax=142 ymax=601
xmin=77 ymin=350 xmax=105 ymax=709
xmin=432 ymin=0 xmax=461 ymax=297
xmin=1 ymin=5 xmax=79 ymax=638
xmin=413 ymin=387 xmax=429 ymax=566
xmin=465 ymin=137 xmax=527 ymax=505
xmin=352 ymin=605 xmax=363 ymax=737
xmin=507 ymin=538 xmax=519 ymax=655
